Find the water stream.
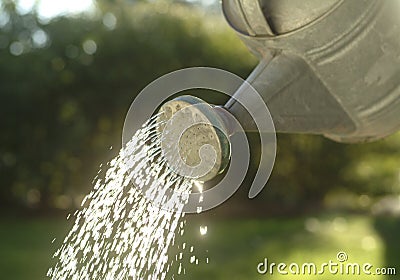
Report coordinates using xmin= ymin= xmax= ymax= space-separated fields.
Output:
xmin=48 ymin=115 xmax=196 ymax=279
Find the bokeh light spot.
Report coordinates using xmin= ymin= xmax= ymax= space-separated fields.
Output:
xmin=32 ymin=29 xmax=49 ymax=48
xmin=10 ymin=41 xmax=24 ymax=56
xmin=82 ymin=39 xmax=97 ymax=55
xmin=102 ymin=12 xmax=117 ymax=30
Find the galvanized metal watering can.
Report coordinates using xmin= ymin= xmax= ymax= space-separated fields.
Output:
xmin=221 ymin=0 xmax=400 ymax=143
xmin=141 ymin=0 xmax=400 ymax=189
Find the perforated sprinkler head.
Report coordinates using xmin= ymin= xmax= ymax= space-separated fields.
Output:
xmin=157 ymin=95 xmax=231 ymax=182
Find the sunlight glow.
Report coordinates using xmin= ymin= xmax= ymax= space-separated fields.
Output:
xmin=17 ymin=0 xmax=95 ymax=19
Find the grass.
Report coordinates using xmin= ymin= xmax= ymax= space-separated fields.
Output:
xmin=0 ymin=216 xmax=72 ymax=279
xmin=0 ymin=213 xmax=398 ymax=279
xmin=172 ymin=214 xmax=399 ymax=279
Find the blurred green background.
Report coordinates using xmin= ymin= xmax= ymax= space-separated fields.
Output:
xmin=0 ymin=0 xmax=399 ymax=279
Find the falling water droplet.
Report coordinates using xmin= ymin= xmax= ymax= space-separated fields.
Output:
xmin=200 ymin=225 xmax=208 ymax=236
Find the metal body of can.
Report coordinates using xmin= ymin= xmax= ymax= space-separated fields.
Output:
xmin=223 ymin=0 xmax=400 ymax=142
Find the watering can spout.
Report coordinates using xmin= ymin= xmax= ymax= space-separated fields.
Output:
xmin=224 ymin=54 xmax=356 ymax=137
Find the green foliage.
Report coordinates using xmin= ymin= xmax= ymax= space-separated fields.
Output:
xmin=0 ymin=1 xmax=254 ymax=210
xmin=254 ymin=133 xmax=400 ymax=212
xmin=0 ymin=0 xmax=399 ymax=212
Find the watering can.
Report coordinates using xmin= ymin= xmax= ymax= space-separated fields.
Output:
xmin=156 ymin=0 xmax=400 ymax=183
xmin=221 ymin=0 xmax=400 ymax=143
